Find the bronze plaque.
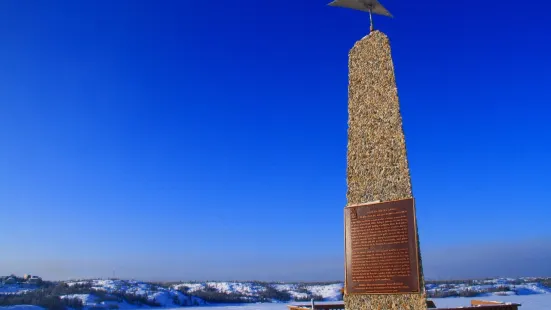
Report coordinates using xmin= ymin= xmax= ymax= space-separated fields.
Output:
xmin=344 ymin=198 xmax=420 ymax=294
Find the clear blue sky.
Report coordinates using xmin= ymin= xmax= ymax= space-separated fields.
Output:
xmin=1 ymin=0 xmax=550 ymax=281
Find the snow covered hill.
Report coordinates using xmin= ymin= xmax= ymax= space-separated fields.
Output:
xmin=173 ymin=282 xmax=342 ymax=302
xmin=425 ymin=277 xmax=551 ymax=298
xmin=63 ymin=279 xmax=206 ymax=308
xmin=1 ymin=277 xmax=550 ymax=309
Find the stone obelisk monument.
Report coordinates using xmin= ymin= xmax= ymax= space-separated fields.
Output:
xmin=328 ymin=0 xmax=426 ymax=309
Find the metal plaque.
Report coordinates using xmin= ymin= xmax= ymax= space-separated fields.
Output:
xmin=344 ymin=198 xmax=420 ymax=294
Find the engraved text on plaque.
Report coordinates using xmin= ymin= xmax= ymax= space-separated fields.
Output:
xmin=345 ymin=198 xmax=420 ymax=294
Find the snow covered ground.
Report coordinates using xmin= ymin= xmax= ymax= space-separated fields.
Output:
xmin=0 ymin=307 xmax=44 ymax=310
xmin=432 ymin=294 xmax=551 ymax=310
xmin=2 ymin=294 xmax=551 ymax=310
xmin=0 ymin=285 xmax=36 ymax=295
xmin=425 ymin=281 xmax=551 ymax=297
xmin=302 ymin=284 xmax=342 ymax=301
xmin=171 ymin=281 xmax=342 ymax=301
xmin=174 ymin=282 xmax=267 ymax=296
xmin=63 ymin=279 xmax=207 ymax=308
xmin=159 ymin=294 xmax=551 ymax=310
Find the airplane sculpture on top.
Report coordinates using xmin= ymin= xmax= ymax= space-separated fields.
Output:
xmin=328 ymin=0 xmax=393 ymax=32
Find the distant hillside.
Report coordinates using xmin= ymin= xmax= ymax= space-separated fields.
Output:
xmin=0 ymin=278 xmax=341 ymax=309
xmin=1 ymin=276 xmax=550 ymax=309
xmin=425 ymin=277 xmax=551 ymax=298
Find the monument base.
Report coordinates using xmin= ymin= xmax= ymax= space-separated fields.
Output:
xmin=344 ymin=293 xmax=426 ymax=310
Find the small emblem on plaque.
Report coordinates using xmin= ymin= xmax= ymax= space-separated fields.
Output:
xmin=350 ymin=208 xmax=358 ymax=219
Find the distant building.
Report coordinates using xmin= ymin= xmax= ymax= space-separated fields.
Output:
xmin=28 ymin=276 xmax=42 ymax=284
xmin=4 ymin=277 xmax=17 ymax=284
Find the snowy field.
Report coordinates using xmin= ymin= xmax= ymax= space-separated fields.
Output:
xmin=1 ymin=294 xmax=550 ymax=310
xmin=160 ymin=294 xmax=551 ymax=310
xmin=432 ymin=294 xmax=551 ymax=310
xmin=0 ymin=307 xmax=44 ymax=310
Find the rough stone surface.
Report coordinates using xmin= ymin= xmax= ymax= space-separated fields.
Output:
xmin=344 ymin=30 xmax=426 ymax=310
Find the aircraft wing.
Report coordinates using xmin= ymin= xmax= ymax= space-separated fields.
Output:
xmin=328 ymin=0 xmax=393 ymax=17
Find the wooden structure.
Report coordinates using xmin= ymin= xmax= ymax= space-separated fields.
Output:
xmin=471 ymin=300 xmax=520 ymax=306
